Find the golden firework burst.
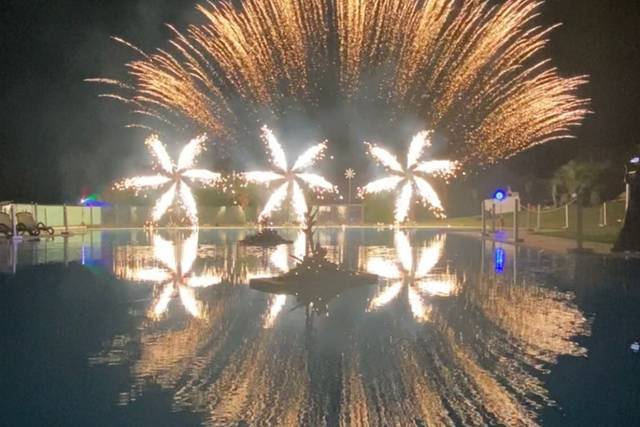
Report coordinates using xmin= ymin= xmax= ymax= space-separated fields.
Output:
xmin=92 ymin=0 xmax=589 ymax=165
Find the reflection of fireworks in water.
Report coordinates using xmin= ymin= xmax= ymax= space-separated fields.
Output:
xmin=115 ymin=135 xmax=220 ymax=225
xmin=259 ymin=231 xmax=311 ymax=329
xmin=95 ymin=232 xmax=590 ymax=425
xmin=118 ymin=233 xmax=221 ymax=319
xmin=244 ymin=126 xmax=336 ymax=223
xmin=93 ymin=0 xmax=588 ymax=164
xmin=263 ymin=295 xmax=288 ymax=329
xmin=361 ymin=131 xmax=456 ymax=222
xmin=366 ymin=231 xmax=457 ymax=322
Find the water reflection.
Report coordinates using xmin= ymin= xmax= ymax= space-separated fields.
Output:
xmin=362 ymin=231 xmax=459 ymax=322
xmin=0 ymin=233 xmax=103 ymax=273
xmin=88 ymin=230 xmax=591 ymax=426
xmin=114 ymin=232 xmax=222 ymax=319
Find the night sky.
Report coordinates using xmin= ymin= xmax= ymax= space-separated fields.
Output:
xmin=2 ymin=0 xmax=640 ymax=207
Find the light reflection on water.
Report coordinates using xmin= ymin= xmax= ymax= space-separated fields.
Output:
xmin=1 ymin=229 xmax=593 ymax=426
xmin=81 ymin=229 xmax=590 ymax=426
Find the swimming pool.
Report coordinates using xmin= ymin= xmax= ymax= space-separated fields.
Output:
xmin=1 ymin=229 xmax=639 ymax=426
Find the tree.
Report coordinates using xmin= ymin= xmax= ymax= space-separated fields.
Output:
xmin=614 ymin=146 xmax=640 ymax=252
xmin=552 ymin=160 xmax=603 ymax=202
xmin=549 ymin=178 xmax=560 ymax=207
xmin=552 ymin=160 xmax=605 ymax=251
xmin=523 ymin=176 xmax=535 ymax=204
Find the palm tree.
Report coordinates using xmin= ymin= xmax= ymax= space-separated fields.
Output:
xmin=547 ymin=179 xmax=558 ymax=207
xmin=552 ymin=160 xmax=604 ymax=251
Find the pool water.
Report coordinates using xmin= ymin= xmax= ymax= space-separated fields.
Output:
xmin=1 ymin=229 xmax=639 ymax=426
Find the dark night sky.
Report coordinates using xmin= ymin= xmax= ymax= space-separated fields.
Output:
xmin=2 ymin=0 xmax=640 ymax=206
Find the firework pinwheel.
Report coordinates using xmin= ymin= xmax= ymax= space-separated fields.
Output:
xmin=361 ymin=131 xmax=456 ymax=223
xmin=117 ymin=134 xmax=220 ymax=225
xmin=244 ymin=126 xmax=337 ymax=223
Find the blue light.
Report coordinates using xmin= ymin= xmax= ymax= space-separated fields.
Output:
xmin=493 ymin=189 xmax=507 ymax=202
xmin=494 ymin=247 xmax=506 ymax=273
xmin=81 ymin=200 xmax=111 ymax=208
xmin=631 ymin=157 xmax=640 ymax=165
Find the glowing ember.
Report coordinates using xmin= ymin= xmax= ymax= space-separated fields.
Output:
xmin=361 ymin=131 xmax=456 ymax=222
xmin=115 ymin=134 xmax=220 ymax=226
xmin=244 ymin=126 xmax=337 ymax=223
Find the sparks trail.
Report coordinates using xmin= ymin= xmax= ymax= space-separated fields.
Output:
xmin=93 ymin=0 xmax=589 ymax=165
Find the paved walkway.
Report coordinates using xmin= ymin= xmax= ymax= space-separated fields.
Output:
xmin=454 ymin=230 xmax=615 ymax=256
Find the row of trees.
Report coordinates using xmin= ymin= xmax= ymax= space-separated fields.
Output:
xmin=529 ymin=154 xmax=640 ymax=252
xmin=526 ymin=145 xmax=640 ymax=208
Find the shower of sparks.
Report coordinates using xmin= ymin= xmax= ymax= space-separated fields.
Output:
xmin=366 ymin=232 xmax=457 ymax=322
xmin=93 ymin=0 xmax=589 ymax=165
xmin=244 ymin=126 xmax=337 ymax=223
xmin=361 ymin=131 xmax=456 ymax=222
xmin=131 ymin=233 xmax=221 ymax=320
xmin=115 ymin=134 xmax=220 ymax=225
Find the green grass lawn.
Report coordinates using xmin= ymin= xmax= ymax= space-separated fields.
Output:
xmin=527 ymin=201 xmax=624 ymax=244
xmin=404 ymin=200 xmax=626 ymax=244
xmin=532 ymin=227 xmax=620 ymax=244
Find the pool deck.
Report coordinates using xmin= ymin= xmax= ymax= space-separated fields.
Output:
xmin=2 ymin=225 xmax=636 ymax=259
xmin=454 ymin=229 xmax=625 ymax=256
xmin=94 ymin=225 xmax=632 ymax=257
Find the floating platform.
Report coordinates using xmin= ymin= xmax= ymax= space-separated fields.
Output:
xmin=250 ymin=254 xmax=378 ymax=301
xmin=251 ymin=270 xmax=378 ymax=294
xmin=239 ymin=229 xmax=293 ymax=247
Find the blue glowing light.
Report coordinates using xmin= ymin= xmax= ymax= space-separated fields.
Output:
xmin=80 ymin=198 xmax=111 ymax=208
xmin=80 ymin=193 xmax=111 ymax=207
xmin=631 ymin=157 xmax=640 ymax=165
xmin=494 ymin=247 xmax=506 ymax=273
xmin=493 ymin=189 xmax=507 ymax=202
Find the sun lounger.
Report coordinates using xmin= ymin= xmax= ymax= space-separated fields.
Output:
xmin=0 ymin=212 xmax=13 ymax=237
xmin=16 ymin=212 xmax=54 ymax=236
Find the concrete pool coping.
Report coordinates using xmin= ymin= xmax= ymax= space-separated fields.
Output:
xmin=451 ymin=230 xmax=640 ymax=258
xmin=7 ymin=225 xmax=638 ymax=258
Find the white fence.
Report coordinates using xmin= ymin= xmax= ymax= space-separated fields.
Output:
xmin=2 ymin=202 xmax=366 ymax=229
xmin=1 ymin=204 xmax=102 ymax=228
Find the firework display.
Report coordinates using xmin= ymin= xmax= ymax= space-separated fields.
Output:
xmin=116 ymin=134 xmax=220 ymax=224
xmin=361 ymin=131 xmax=456 ymax=222
xmin=94 ymin=0 xmax=588 ymax=165
xmin=244 ymin=126 xmax=337 ymax=223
